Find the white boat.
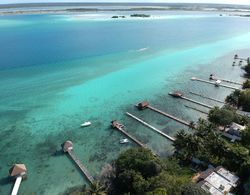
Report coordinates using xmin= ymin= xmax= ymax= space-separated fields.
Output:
xmin=80 ymin=121 xmax=91 ymax=127
xmin=120 ymin=138 xmax=129 ymax=144
xmin=215 ymin=80 xmax=221 ymax=87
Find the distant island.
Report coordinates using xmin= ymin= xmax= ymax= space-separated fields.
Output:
xmin=130 ymin=14 xmax=150 ymax=18
xmin=1 ymin=3 xmax=250 ymax=16
xmin=111 ymin=15 xmax=126 ymax=18
xmin=111 ymin=14 xmax=150 ymax=19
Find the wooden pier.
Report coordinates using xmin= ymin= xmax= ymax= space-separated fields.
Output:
xmin=111 ymin=120 xmax=145 ymax=147
xmin=169 ymin=92 xmax=214 ymax=109
xmin=62 ymin=141 xmax=94 ymax=184
xmin=209 ymin=76 xmax=242 ymax=86
xmin=189 ymin=91 xmax=224 ymax=104
xmin=184 ymin=105 xmax=209 ymax=115
xmin=147 ymin=105 xmax=191 ymax=127
xmin=126 ymin=112 xmax=176 ymax=142
xmin=191 ymin=77 xmax=240 ymax=90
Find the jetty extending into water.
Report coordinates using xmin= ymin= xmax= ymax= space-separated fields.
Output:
xmin=191 ymin=77 xmax=240 ymax=90
xmin=62 ymin=141 xmax=94 ymax=184
xmin=189 ymin=91 xmax=225 ymax=104
xmin=136 ymin=101 xmax=191 ymax=127
xmin=9 ymin=164 xmax=27 ymax=195
xmin=111 ymin=120 xmax=145 ymax=147
xmin=209 ymin=74 xmax=242 ymax=86
xmin=184 ymin=105 xmax=209 ymax=115
xmin=168 ymin=91 xmax=214 ymax=109
xmin=126 ymin=112 xmax=176 ymax=142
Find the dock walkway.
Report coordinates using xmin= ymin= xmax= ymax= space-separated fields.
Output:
xmin=111 ymin=120 xmax=145 ymax=147
xmin=68 ymin=150 xmax=94 ymax=184
xmin=147 ymin=105 xmax=191 ymax=127
xmin=189 ymin=91 xmax=224 ymax=104
xmin=168 ymin=92 xmax=214 ymax=109
xmin=191 ymin=77 xmax=240 ymax=90
xmin=210 ymin=77 xmax=242 ymax=86
xmin=126 ymin=112 xmax=175 ymax=142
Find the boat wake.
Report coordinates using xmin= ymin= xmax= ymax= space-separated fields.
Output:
xmin=136 ymin=47 xmax=149 ymax=52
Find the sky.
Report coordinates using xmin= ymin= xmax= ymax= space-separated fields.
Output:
xmin=1 ymin=0 xmax=250 ymax=5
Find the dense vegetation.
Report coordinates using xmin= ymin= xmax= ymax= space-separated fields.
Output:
xmin=130 ymin=14 xmax=150 ymax=18
xmin=174 ymin=119 xmax=250 ymax=176
xmin=109 ymin=148 xmax=207 ymax=195
xmin=226 ymin=89 xmax=250 ymax=112
xmin=208 ymin=106 xmax=249 ymax=127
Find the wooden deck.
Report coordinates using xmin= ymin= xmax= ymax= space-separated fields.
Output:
xmin=168 ymin=92 xmax=213 ymax=109
xmin=191 ymin=77 xmax=240 ymax=90
xmin=126 ymin=112 xmax=176 ymax=142
xmin=184 ymin=105 xmax=209 ymax=115
xmin=68 ymin=150 xmax=94 ymax=184
xmin=210 ymin=77 xmax=242 ymax=86
xmin=189 ymin=91 xmax=224 ymax=104
xmin=180 ymin=96 xmax=214 ymax=109
xmin=111 ymin=120 xmax=145 ymax=147
xmin=146 ymin=105 xmax=191 ymax=127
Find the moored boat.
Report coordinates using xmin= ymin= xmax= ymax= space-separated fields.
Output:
xmin=81 ymin=121 xmax=91 ymax=127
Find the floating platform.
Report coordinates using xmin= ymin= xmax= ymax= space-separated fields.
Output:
xmin=191 ymin=77 xmax=240 ymax=90
xmin=126 ymin=112 xmax=176 ymax=142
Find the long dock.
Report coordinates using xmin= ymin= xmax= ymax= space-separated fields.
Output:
xmin=189 ymin=91 xmax=224 ymax=104
xmin=184 ymin=105 xmax=209 ymax=115
xmin=126 ymin=112 xmax=176 ymax=142
xmin=62 ymin=141 xmax=94 ymax=184
xmin=181 ymin=96 xmax=214 ymax=109
xmin=111 ymin=120 xmax=145 ymax=147
xmin=191 ymin=77 xmax=240 ymax=90
xmin=210 ymin=77 xmax=242 ymax=86
xmin=168 ymin=92 xmax=214 ymax=109
xmin=146 ymin=105 xmax=191 ymax=127
xmin=68 ymin=150 xmax=94 ymax=184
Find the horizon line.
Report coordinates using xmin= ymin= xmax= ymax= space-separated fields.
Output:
xmin=1 ymin=2 xmax=250 ymax=6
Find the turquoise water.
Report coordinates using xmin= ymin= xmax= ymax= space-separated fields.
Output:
xmin=0 ymin=11 xmax=250 ymax=194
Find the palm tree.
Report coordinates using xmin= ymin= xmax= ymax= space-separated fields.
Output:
xmin=189 ymin=121 xmax=196 ymax=130
xmin=85 ymin=181 xmax=107 ymax=195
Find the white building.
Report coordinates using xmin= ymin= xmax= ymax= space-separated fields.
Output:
xmin=197 ymin=166 xmax=239 ymax=195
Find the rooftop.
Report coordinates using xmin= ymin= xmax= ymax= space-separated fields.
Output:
xmin=196 ymin=166 xmax=239 ymax=194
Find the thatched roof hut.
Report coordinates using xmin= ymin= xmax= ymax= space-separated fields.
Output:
xmin=9 ymin=164 xmax=27 ymax=178
xmin=169 ymin=91 xmax=183 ymax=98
xmin=137 ymin=101 xmax=149 ymax=110
xmin=62 ymin=140 xmax=73 ymax=152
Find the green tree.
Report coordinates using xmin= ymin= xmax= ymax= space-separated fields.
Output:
xmin=244 ymin=62 xmax=250 ymax=76
xmin=85 ymin=182 xmax=106 ymax=195
xmin=239 ymin=90 xmax=250 ymax=111
xmin=181 ymin=183 xmax=209 ymax=195
xmin=208 ymin=107 xmax=235 ymax=127
xmin=242 ymin=126 xmax=250 ymax=148
xmin=243 ymin=80 xmax=250 ymax=89
xmin=225 ymin=90 xmax=241 ymax=108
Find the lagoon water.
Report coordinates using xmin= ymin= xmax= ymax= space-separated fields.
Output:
xmin=0 ymin=10 xmax=250 ymax=194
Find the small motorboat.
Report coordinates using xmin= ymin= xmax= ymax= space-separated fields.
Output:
xmin=80 ymin=121 xmax=91 ymax=127
xmin=119 ymin=138 xmax=129 ymax=144
xmin=215 ymin=80 xmax=221 ymax=87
